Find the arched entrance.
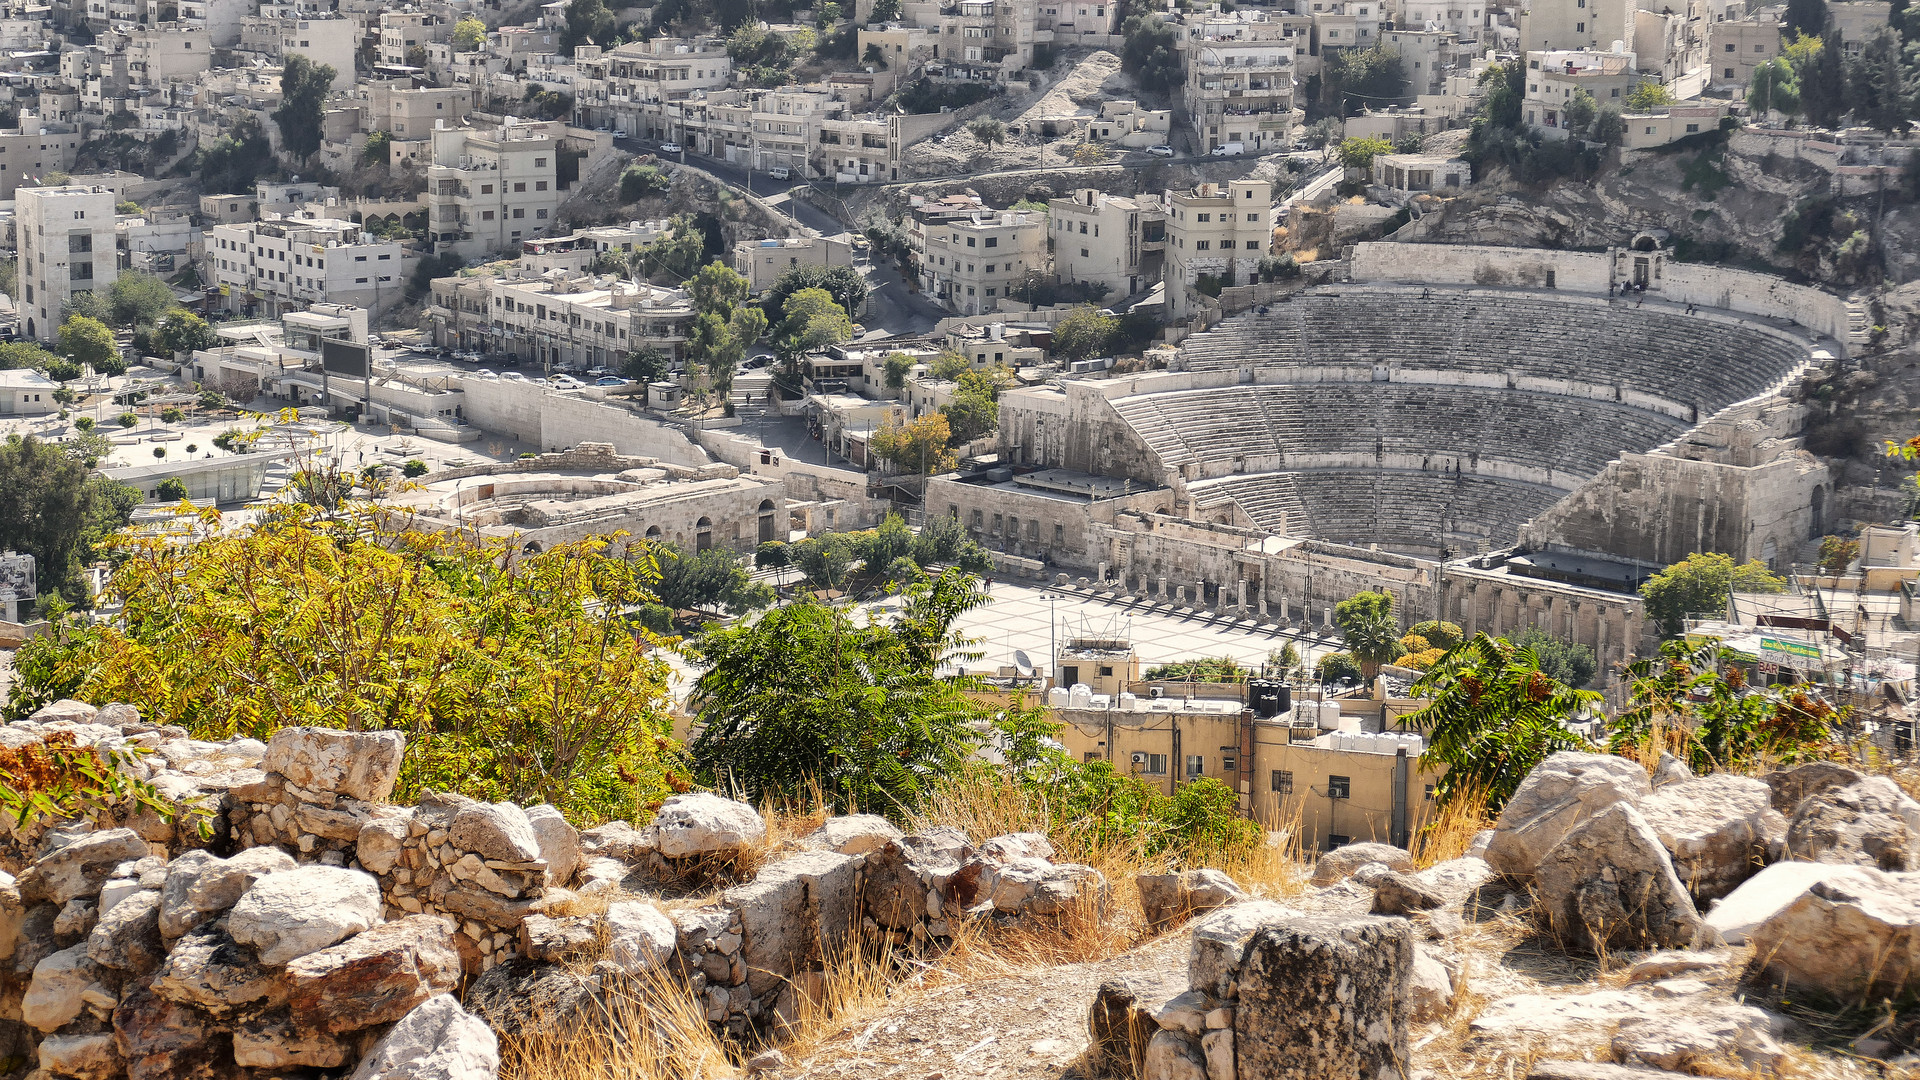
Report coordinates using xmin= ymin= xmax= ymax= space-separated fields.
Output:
xmin=696 ymin=517 xmax=713 ymax=552
xmin=757 ymin=500 xmax=776 ymax=544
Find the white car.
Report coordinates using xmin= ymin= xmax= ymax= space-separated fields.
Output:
xmin=500 ymin=371 xmax=527 ymax=381
xmin=659 ymin=141 xmax=683 ymax=154
xmin=614 ymin=129 xmax=628 ymax=139
xmin=471 ymin=368 xmax=498 ymax=379
xmin=1148 ymin=144 xmax=1174 ymax=157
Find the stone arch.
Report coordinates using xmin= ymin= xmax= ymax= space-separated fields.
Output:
xmin=696 ymin=516 xmax=713 ymax=552
xmin=522 ymin=540 xmax=543 ymax=554
xmin=644 ymin=525 xmax=663 ymax=539
xmin=757 ymin=500 xmax=776 ymax=544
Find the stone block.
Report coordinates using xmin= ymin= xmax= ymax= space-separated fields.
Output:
xmin=1485 ymin=752 xmax=1651 ymax=880
xmin=1233 ymin=915 xmax=1413 ymax=1080
xmin=1747 ymin=865 xmax=1920 ymax=1001
xmin=261 ymin=726 xmax=406 ymax=802
xmin=1534 ymin=803 xmax=1708 ymax=954
xmin=228 ymin=865 xmax=384 ymax=966
xmin=1638 ymin=774 xmax=1784 ymax=903
xmin=285 ymin=914 xmax=462 ymax=1034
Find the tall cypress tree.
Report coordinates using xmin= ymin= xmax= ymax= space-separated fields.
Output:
xmin=1785 ymin=0 xmax=1830 ymax=40
xmin=1800 ymin=28 xmax=1849 ymax=127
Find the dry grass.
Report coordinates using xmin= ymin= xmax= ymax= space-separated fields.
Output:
xmin=497 ymin=966 xmax=739 ymax=1080
xmin=1412 ymin=788 xmax=1491 ymax=869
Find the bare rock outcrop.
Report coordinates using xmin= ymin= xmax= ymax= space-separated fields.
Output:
xmin=1485 ymin=752 xmax=1651 ymax=879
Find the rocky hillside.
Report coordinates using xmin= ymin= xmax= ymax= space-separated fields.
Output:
xmin=2 ymin=699 xmax=1915 ymax=1080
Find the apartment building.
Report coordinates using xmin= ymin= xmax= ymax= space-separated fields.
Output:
xmin=1308 ymin=1 xmax=1380 ymax=54
xmin=179 ymin=0 xmax=246 ymax=46
xmin=856 ymin=24 xmax=934 ymax=75
xmin=519 ymin=219 xmax=675 ymax=275
xmin=935 ymin=0 xmax=1042 ymax=82
xmin=1038 ymin=0 xmax=1121 ymax=46
xmin=914 ymin=207 xmax=1048 ymax=316
xmin=1165 ymin=179 xmax=1271 ymax=320
xmin=732 ymin=235 xmax=853 ymax=293
xmin=753 ymin=86 xmax=837 ymax=177
xmin=1706 ymin=16 xmax=1779 ymax=92
xmin=427 ymin=122 xmax=561 ymax=259
xmin=237 ymin=15 xmax=357 ymax=90
xmin=208 ymin=211 xmax=405 ymax=317
xmin=1523 ymin=48 xmax=1641 ymax=137
xmin=17 ymin=185 xmax=118 ymax=343
xmin=0 ymin=120 xmax=82 ymax=201
xmin=378 ymin=11 xmax=448 ymax=70
xmin=125 ymin=27 xmax=213 ymax=86
xmin=572 ymin=38 xmax=732 ymax=140
xmin=388 ymin=86 xmax=473 ymax=140
xmin=1399 ymin=0 xmax=1487 ymax=41
xmin=487 ymin=275 xmax=695 ymax=370
xmin=1517 ymin=0 xmax=1636 ymax=54
xmin=1185 ymin=38 xmax=1299 ymax=154
xmin=1048 ymin=188 xmax=1166 ymax=299
xmin=818 ymin=113 xmax=889 ymax=182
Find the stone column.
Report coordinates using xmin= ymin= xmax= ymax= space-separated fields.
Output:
xmin=1237 ymin=579 xmax=1249 ymax=613
xmin=1176 ymin=585 xmax=1188 ymax=603
xmin=1158 ymin=576 xmax=1168 ymax=599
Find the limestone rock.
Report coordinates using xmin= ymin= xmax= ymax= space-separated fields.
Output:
xmin=1528 ymin=1064 xmax=1693 ymax=1080
xmin=645 ymin=792 xmax=766 ymax=859
xmin=525 ymin=804 xmax=580 ymax=887
xmin=228 ymin=865 xmax=384 ymax=966
xmin=1485 ymin=752 xmax=1651 ymax=880
xmin=20 ymin=828 xmax=152 ymax=906
xmin=1651 ymin=752 xmax=1693 ymax=789
xmin=1199 ymin=1029 xmax=1232 ymax=1080
xmin=1786 ymin=776 xmax=1920 ymax=870
xmin=805 ymin=814 xmax=903 ymax=857
xmin=464 ymin=957 xmax=602 ymax=1037
xmin=1747 ymin=865 xmax=1920 ymax=1000
xmin=86 ymin=887 xmax=164 ymax=975
xmin=1088 ymin=968 xmax=1189 ymax=1079
xmin=32 ymin=699 xmax=100 ymax=724
xmin=1309 ymin=841 xmax=1413 ymax=886
xmin=726 ymin=850 xmax=859 ymax=995
xmin=232 ymin=1011 xmax=350 ymax=1069
xmin=1472 ymin=989 xmax=1644 ymax=1042
xmin=112 ymin=977 xmax=224 ymax=1080
xmin=156 ymin=850 xmax=219 ymax=940
xmin=153 ymin=929 xmax=290 ymax=1017
xmin=577 ymin=821 xmax=651 ymax=862
xmin=349 ymin=993 xmax=501 ymax=1080
xmin=864 ymin=833 xmax=970 ymax=929
xmin=1371 ymin=870 xmax=1446 ymax=916
xmin=603 ymin=901 xmax=677 ymax=975
xmin=1533 ymin=802 xmax=1709 ymax=954
xmin=1612 ymin=1002 xmax=1788 ymax=1072
xmin=1638 ymin=774 xmax=1785 ymax=902
xmin=1188 ymin=900 xmax=1297 ymax=998
xmin=1409 ymin=946 xmax=1454 ymax=1022
xmin=357 ymin=816 xmax=410 ymax=877
xmin=1626 ymin=950 xmax=1730 ymax=983
xmin=520 ymin=914 xmax=598 ymax=962
xmin=1764 ymin=760 xmax=1864 ymax=814
xmin=1408 ymin=857 xmax=1497 ymax=909
xmin=449 ymin=802 xmax=543 ymax=864
xmin=1144 ymin=1029 xmax=1207 ymax=1080
xmin=972 ymin=832 xmax=1055 ymax=863
xmin=24 ymin=943 xmax=97 ymax=1031
xmin=38 ymin=1032 xmax=120 ymax=1080
xmin=261 ymin=726 xmax=406 ymax=802
xmin=183 ymin=846 xmax=297 ymax=925
xmin=286 ymin=914 xmax=462 ymax=1034
xmin=952 ymin=855 xmax=1105 ymax=916
xmin=1703 ymin=859 xmax=1859 ymax=944
xmin=1233 ymin=915 xmax=1413 ymax=1080
xmin=0 ymin=870 xmax=21 ymax=963
xmin=1138 ymin=869 xmax=1247 ymax=930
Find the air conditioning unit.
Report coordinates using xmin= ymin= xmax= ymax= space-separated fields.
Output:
xmin=1130 ymin=752 xmax=1147 ymax=765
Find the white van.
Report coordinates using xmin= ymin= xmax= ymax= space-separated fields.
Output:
xmin=769 ymin=166 xmax=792 ymax=181
xmin=1210 ymin=142 xmax=1245 ymax=157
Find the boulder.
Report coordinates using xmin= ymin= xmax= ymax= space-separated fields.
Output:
xmin=726 ymin=850 xmax=860 ymax=995
xmin=228 ymin=865 xmax=384 ymax=966
xmin=112 ymin=977 xmax=225 ymax=1080
xmin=1533 ymin=802 xmax=1709 ymax=954
xmin=1137 ymin=869 xmax=1248 ymax=930
xmin=1233 ymin=915 xmax=1413 ymax=1080
xmin=1611 ymin=1002 xmax=1788 ymax=1072
xmin=464 ymin=957 xmax=602 ymax=1037
xmin=645 ymin=792 xmax=766 ymax=859
xmin=525 ymin=805 xmax=581 ymax=887
xmin=153 ymin=929 xmax=290 ymax=1017
xmin=286 ymin=914 xmax=462 ymax=1034
xmin=1088 ymin=968 xmax=1189 ymax=1078
xmin=0 ymin=871 xmax=20 ymax=963
xmin=1528 ymin=1064 xmax=1696 ymax=1080
xmin=449 ymin=802 xmax=543 ymax=864
xmin=357 ymin=816 xmax=410 ymax=877
xmin=86 ymin=887 xmax=164 ymax=975
xmin=1764 ymin=760 xmax=1864 ymax=814
xmin=38 ymin=1033 xmax=120 ymax=1080
xmin=603 ymin=901 xmax=677 ymax=975
xmin=31 ymin=699 xmax=100 ymax=724
xmin=805 ymin=814 xmax=903 ymax=857
xmin=1144 ymin=1029 xmax=1207 ymax=1080
xmin=578 ymin=821 xmax=651 ymax=862
xmin=521 ymin=914 xmax=599 ymax=962
xmin=952 ymin=855 xmax=1105 ymax=916
xmin=350 ymin=993 xmax=500 ymax=1080
xmin=864 ymin=833 xmax=970 ymax=929
xmin=1484 ymin=752 xmax=1652 ymax=880
xmin=19 ymin=828 xmax=152 ymax=906
xmin=232 ymin=1011 xmax=350 ymax=1069
xmin=1310 ymin=842 xmax=1413 ymax=886
xmin=1472 ymin=989 xmax=1644 ymax=1042
xmin=1371 ymin=871 xmax=1446 ymax=916
xmin=182 ymin=846 xmax=297 ymax=924
xmin=24 ymin=943 xmax=98 ymax=1031
xmin=1747 ymin=865 xmax=1920 ymax=1001
xmin=973 ymin=832 xmax=1055 ymax=863
xmin=1409 ymin=946 xmax=1454 ymax=1022
xmin=156 ymin=850 xmax=219 ymax=940
xmin=1408 ymin=857 xmax=1497 ymax=908
xmin=1703 ymin=859 xmax=1859 ymax=945
xmin=1189 ymin=900 xmax=1298 ymax=999
xmin=1786 ymin=776 xmax=1920 ymax=870
xmin=1651 ymin=752 xmax=1693 ymax=789
xmin=261 ymin=726 xmax=406 ymax=802
xmin=1638 ymin=774 xmax=1785 ymax=903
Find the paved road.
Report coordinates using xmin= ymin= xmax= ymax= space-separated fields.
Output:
xmin=615 ymin=136 xmax=848 ymax=236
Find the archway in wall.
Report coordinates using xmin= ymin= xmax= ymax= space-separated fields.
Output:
xmin=696 ymin=516 xmax=713 ymax=552
xmin=757 ymin=500 xmax=776 ymax=544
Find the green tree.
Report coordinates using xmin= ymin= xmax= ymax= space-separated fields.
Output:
xmin=1639 ymin=552 xmax=1786 ymax=638
xmin=1511 ymin=626 xmax=1598 ymax=688
xmin=451 ymin=15 xmax=487 ymax=50
xmin=560 ymin=0 xmax=617 ymax=52
xmin=869 ymin=412 xmax=957 ymax=474
xmin=272 ymin=54 xmax=337 ymax=161
xmin=1845 ymin=27 xmax=1910 ymax=132
xmin=1322 ymin=45 xmax=1408 ymax=116
xmin=622 ymin=345 xmax=670 ymax=383
xmin=653 ymin=543 xmax=776 ymax=615
xmin=619 ymin=163 xmax=672 ymax=202
xmin=6 ymin=505 xmax=680 ymax=818
xmin=1800 ymin=29 xmax=1848 ymax=128
xmin=790 ymin=533 xmax=856 ymax=589
xmin=1315 ymin=651 xmax=1362 ymax=684
xmin=1120 ymin=14 xmax=1178 ymax=93
xmin=1144 ymin=656 xmax=1249 ymax=681
xmin=0 ymin=436 xmax=134 ymax=601
xmin=1786 ymin=0 xmax=1829 ymax=39
xmin=0 ymin=341 xmax=61 ymax=371
xmin=154 ymin=477 xmax=188 ymax=501
xmin=402 ymin=460 xmax=430 ymax=479
xmin=1563 ymin=88 xmax=1598 ymax=138
xmin=107 ymin=273 xmax=174 ymax=329
xmin=686 ymin=569 xmax=991 ymax=813
xmin=1052 ymin=305 xmax=1116 ymax=361
xmin=362 ymin=129 xmax=392 ymax=166
xmin=871 ymin=0 xmax=902 ymax=19
xmin=1625 ymin=82 xmax=1677 ymax=112
xmin=59 ymin=315 xmax=120 ymax=375
xmin=855 ymin=513 xmax=915 ymax=576
xmin=1333 ymin=589 xmax=1404 ymax=680
xmin=63 ymin=291 xmax=110 ymax=323
xmin=1337 ymin=134 xmax=1394 ymax=171
xmin=630 ymin=217 xmax=706 ymax=282
xmin=762 ymin=263 xmax=868 ymax=318
xmin=1610 ymin=637 xmax=1842 ymax=772
xmin=685 ymin=258 xmax=750 ymax=318
xmin=196 ymin=117 xmax=274 ymax=193
xmin=1406 ymin=620 xmax=1463 ymax=652
xmin=883 ymin=351 xmax=916 ymax=390
xmin=1409 ymin=633 xmax=1598 ymax=810
xmin=967 ymin=117 xmax=1006 ymax=147
xmin=1817 ymin=534 xmax=1859 ymax=571
xmin=154 ymin=309 xmax=220 ymax=356
xmin=774 ymin=287 xmax=854 ymax=361
xmin=1748 ymin=56 xmax=1803 ymax=116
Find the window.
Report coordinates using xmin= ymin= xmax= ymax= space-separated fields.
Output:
xmin=1141 ymin=754 xmax=1168 ymax=775
xmin=1328 ymin=775 xmax=1351 ymax=799
xmin=1725 ymin=67 xmax=1735 ymax=78
xmin=1724 ymin=42 xmax=1735 ymax=51
xmin=1197 ymin=213 xmax=1210 ymax=222
xmin=514 ymin=183 xmax=526 ymax=193
xmin=1054 ymin=523 xmax=1064 ymax=545
xmin=966 ymin=236 xmax=976 ymax=247
xmin=1085 ymin=751 xmax=1101 ymax=762
xmin=1328 ymin=834 xmax=1351 ymax=847
xmin=513 ymin=209 xmax=525 ymax=218
xmin=1424 ymin=784 xmax=1436 ymax=801
xmin=537 ymin=209 xmax=549 ymax=219
xmin=1271 ymin=770 xmax=1293 ymax=794
xmin=482 ymin=184 xmax=494 ymax=194
xmin=1575 ymin=20 xmax=1584 ymax=30
xmin=1246 ymin=212 xmax=1259 ymax=222
xmin=1246 ymin=241 xmax=1260 ymax=250
xmin=70 ymin=262 xmax=91 ymax=281
xmin=985 ymin=237 xmax=997 ymax=248
xmin=535 ymin=157 xmax=548 ymax=167
xmin=985 ymin=264 xmax=995 ymax=272
xmin=1185 ymin=755 xmax=1204 ymax=778
xmin=1195 ymin=240 xmax=1210 ymax=251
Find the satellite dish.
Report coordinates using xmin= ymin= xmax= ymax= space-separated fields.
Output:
xmin=1013 ymin=650 xmax=1034 ymax=677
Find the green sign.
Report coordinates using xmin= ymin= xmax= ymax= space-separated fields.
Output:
xmin=1759 ymin=636 xmax=1822 ymax=664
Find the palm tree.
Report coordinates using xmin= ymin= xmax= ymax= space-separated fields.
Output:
xmin=1342 ymin=610 xmax=1406 ymax=681
xmin=1407 ymin=633 xmax=1599 ymax=811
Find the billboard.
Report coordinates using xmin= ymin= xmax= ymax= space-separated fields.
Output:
xmin=321 ymin=338 xmax=370 ymax=378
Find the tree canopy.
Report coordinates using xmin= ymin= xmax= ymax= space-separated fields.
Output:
xmin=451 ymin=16 xmax=487 ymax=50
xmin=1409 ymin=633 xmax=1597 ymax=810
xmin=1322 ymin=46 xmax=1408 ymax=117
xmin=272 ymin=54 xmax=336 ymax=161
xmin=762 ymin=262 xmax=868 ymax=319
xmin=774 ymin=287 xmax=854 ymax=360
xmin=1639 ymin=552 xmax=1785 ymax=638
xmin=652 ymin=543 xmax=775 ymax=615
xmin=59 ymin=315 xmax=120 ymax=375
xmin=1053 ymin=305 xmax=1117 ymax=362
xmin=107 ymin=272 xmax=175 ymax=329
xmin=155 ymin=310 xmax=220 ymax=356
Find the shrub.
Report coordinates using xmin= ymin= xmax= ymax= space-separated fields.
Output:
xmin=155 ymin=478 xmax=187 ymax=501
xmin=1315 ymin=651 xmax=1362 ymax=684
xmin=116 ymin=412 xmax=136 ymax=428
xmin=74 ymin=416 xmax=94 ymax=432
xmin=160 ymin=407 xmax=183 ymax=423
xmin=402 ymin=459 xmax=429 ymax=478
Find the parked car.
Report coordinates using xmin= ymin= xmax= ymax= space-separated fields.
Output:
xmin=744 ymin=353 xmax=774 ymax=369
xmin=614 ymin=129 xmax=628 ymax=139
xmin=472 ymin=369 xmax=498 ymax=379
xmin=1211 ymin=142 xmax=1245 ymax=157
xmin=768 ymin=165 xmax=792 ymax=181
xmin=500 ymin=371 xmax=527 ymax=381
xmin=595 ymin=376 xmax=630 ymax=386
xmin=659 ymin=141 xmax=683 ymax=154
xmin=1148 ymin=144 xmax=1174 ymax=157
xmin=551 ymin=376 xmax=585 ymax=390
